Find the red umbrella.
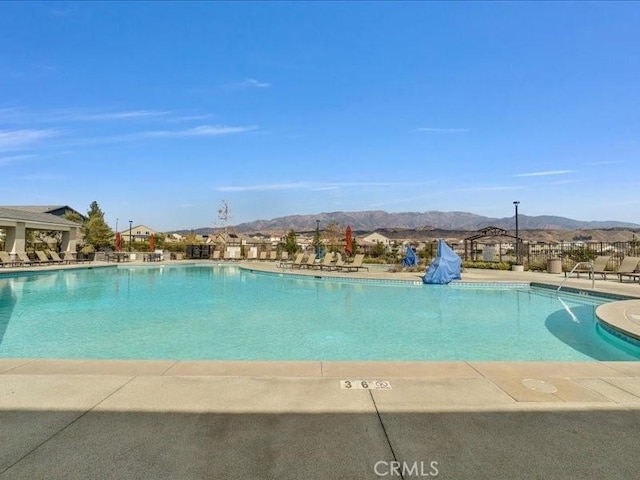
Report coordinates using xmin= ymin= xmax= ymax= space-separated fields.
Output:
xmin=149 ymin=233 xmax=155 ymax=252
xmin=345 ymin=225 xmax=353 ymax=256
xmin=115 ymin=232 xmax=122 ymax=252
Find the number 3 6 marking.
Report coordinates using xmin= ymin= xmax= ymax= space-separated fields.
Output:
xmin=340 ymin=380 xmax=391 ymax=390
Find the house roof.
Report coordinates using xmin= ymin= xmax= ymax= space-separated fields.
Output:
xmin=3 ymin=205 xmax=67 ymax=213
xmin=2 ymin=205 xmax=86 ymax=220
xmin=0 ymin=207 xmax=82 ymax=227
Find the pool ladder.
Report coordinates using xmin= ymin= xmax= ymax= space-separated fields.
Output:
xmin=557 ymin=261 xmax=595 ymax=292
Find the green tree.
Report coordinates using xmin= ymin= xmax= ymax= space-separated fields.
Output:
xmin=185 ymin=231 xmax=200 ymax=244
xmin=283 ymin=229 xmax=299 ymax=256
xmin=371 ymin=241 xmax=386 ymax=258
xmin=564 ymin=245 xmax=597 ymax=263
xmin=65 ymin=211 xmax=85 ymax=225
xmin=83 ymin=201 xmax=113 ymax=250
xmin=312 ymin=222 xmax=321 ymax=253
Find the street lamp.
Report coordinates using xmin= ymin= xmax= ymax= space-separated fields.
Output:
xmin=314 ymin=219 xmax=320 ymax=253
xmin=513 ymin=201 xmax=520 ymax=264
xmin=129 ymin=220 xmax=133 ymax=253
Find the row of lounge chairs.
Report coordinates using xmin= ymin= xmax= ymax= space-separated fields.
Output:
xmin=0 ymin=251 xmax=90 ymax=268
xmin=565 ymin=255 xmax=640 ymax=282
xmin=255 ymin=251 xmax=288 ymax=261
xmin=279 ymin=253 xmax=369 ymax=272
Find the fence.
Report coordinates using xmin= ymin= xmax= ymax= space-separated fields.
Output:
xmin=185 ymin=244 xmax=217 ymax=259
xmin=463 ymin=241 xmax=640 ymax=271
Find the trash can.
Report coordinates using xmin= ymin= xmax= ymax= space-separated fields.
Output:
xmin=547 ymin=258 xmax=562 ymax=274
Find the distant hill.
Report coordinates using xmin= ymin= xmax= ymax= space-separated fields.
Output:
xmin=170 ymin=210 xmax=640 ymax=235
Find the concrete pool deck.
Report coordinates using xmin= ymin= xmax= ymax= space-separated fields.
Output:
xmin=1 ymin=261 xmax=640 ymax=479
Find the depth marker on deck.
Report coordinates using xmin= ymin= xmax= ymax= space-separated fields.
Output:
xmin=340 ymin=380 xmax=392 ymax=390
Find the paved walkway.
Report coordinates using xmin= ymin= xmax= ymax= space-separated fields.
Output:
xmin=1 ymin=261 xmax=640 ymax=479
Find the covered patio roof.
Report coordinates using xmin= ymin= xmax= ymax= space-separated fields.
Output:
xmin=0 ymin=207 xmax=81 ymax=230
xmin=0 ymin=207 xmax=81 ymax=255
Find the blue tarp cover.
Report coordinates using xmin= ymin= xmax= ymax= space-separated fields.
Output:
xmin=422 ymin=239 xmax=462 ymax=284
xmin=401 ymin=246 xmax=418 ymax=267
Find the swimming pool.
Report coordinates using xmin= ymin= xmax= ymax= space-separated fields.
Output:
xmin=0 ymin=265 xmax=638 ymax=361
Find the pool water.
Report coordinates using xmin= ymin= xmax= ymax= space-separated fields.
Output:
xmin=0 ymin=265 xmax=638 ymax=361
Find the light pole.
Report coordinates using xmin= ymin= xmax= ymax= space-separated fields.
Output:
xmin=314 ymin=219 xmax=320 ymax=254
xmin=513 ymin=201 xmax=520 ymax=264
xmin=129 ymin=220 xmax=133 ymax=253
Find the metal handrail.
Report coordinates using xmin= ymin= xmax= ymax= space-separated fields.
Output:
xmin=557 ymin=261 xmax=595 ymax=292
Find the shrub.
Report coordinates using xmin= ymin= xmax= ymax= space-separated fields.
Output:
xmin=563 ymin=246 xmax=597 ymax=263
xmin=462 ymin=260 xmax=513 ymax=270
xmin=527 ymin=258 xmax=548 ymax=272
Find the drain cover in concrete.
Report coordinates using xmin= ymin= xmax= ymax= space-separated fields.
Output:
xmin=521 ymin=378 xmax=558 ymax=393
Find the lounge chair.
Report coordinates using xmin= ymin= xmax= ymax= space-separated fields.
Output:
xmin=63 ymin=251 xmax=90 ymax=263
xmin=16 ymin=252 xmax=36 ymax=266
xmin=565 ymin=255 xmax=611 ymax=279
xmin=329 ymin=253 xmax=346 ymax=271
xmin=35 ymin=250 xmax=55 ymax=264
xmin=339 ymin=253 xmax=369 ymax=272
xmin=49 ymin=251 xmax=71 ymax=264
xmin=316 ymin=252 xmax=336 ymax=270
xmin=36 ymin=250 xmax=62 ymax=264
xmin=280 ymin=252 xmax=289 ymax=261
xmin=0 ymin=251 xmax=22 ymax=267
xmin=301 ymin=253 xmax=317 ymax=269
xmin=616 ymin=256 xmax=640 ymax=282
xmin=284 ymin=253 xmax=305 ymax=269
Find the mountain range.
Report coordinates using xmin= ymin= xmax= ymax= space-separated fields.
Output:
xmin=175 ymin=210 xmax=640 ymax=235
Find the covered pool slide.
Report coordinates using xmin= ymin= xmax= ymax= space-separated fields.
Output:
xmin=422 ymin=239 xmax=462 ymax=284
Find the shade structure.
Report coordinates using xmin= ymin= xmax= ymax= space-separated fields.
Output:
xmin=115 ymin=232 xmax=122 ymax=252
xmin=401 ymin=246 xmax=418 ymax=267
xmin=345 ymin=225 xmax=353 ymax=256
xmin=149 ymin=233 xmax=155 ymax=252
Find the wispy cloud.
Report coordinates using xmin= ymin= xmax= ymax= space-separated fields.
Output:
xmin=58 ymin=124 xmax=257 ymax=147
xmin=454 ymin=185 xmax=525 ymax=192
xmin=0 ymin=129 xmax=59 ymax=151
xmin=143 ymin=125 xmax=257 ymax=138
xmin=514 ymin=170 xmax=573 ymax=177
xmin=239 ymin=78 xmax=271 ymax=89
xmin=221 ymin=78 xmax=272 ymax=92
xmin=67 ymin=110 xmax=169 ymax=121
xmin=167 ymin=114 xmax=215 ymax=123
xmin=0 ymin=108 xmax=169 ymax=124
xmin=414 ymin=127 xmax=469 ymax=134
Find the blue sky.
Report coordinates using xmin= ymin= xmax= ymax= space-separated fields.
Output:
xmin=1 ymin=2 xmax=639 ymax=231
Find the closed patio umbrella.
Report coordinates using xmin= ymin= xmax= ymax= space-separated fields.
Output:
xmin=345 ymin=225 xmax=353 ymax=256
xmin=149 ymin=233 xmax=155 ymax=252
xmin=115 ymin=232 xmax=122 ymax=252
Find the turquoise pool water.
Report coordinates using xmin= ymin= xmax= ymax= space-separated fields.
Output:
xmin=0 ymin=265 xmax=638 ymax=361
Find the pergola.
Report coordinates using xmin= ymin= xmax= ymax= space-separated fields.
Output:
xmin=463 ymin=226 xmax=523 ymax=261
xmin=0 ymin=207 xmax=80 ymax=258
